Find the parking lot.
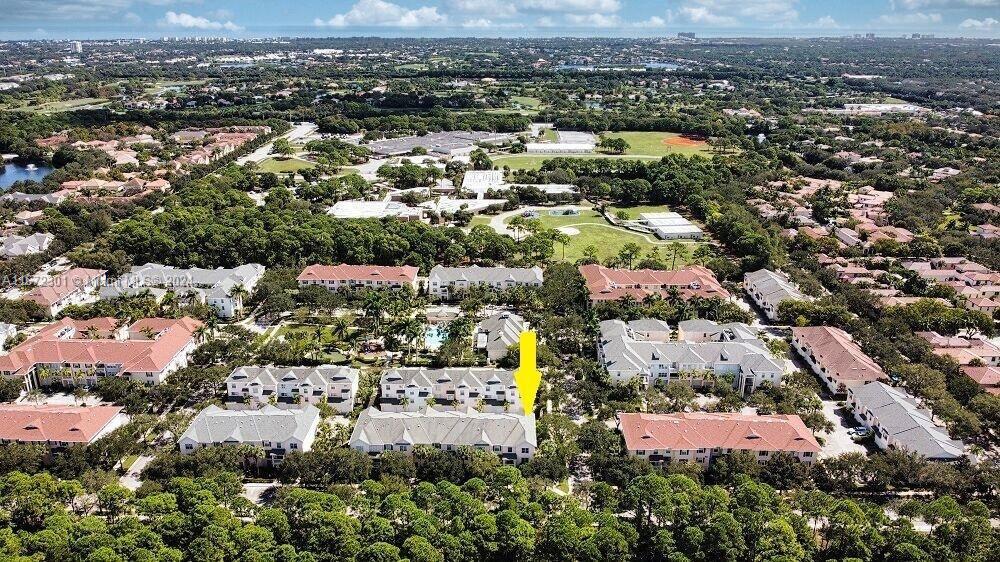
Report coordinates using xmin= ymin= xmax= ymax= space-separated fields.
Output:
xmin=818 ymin=396 xmax=870 ymax=458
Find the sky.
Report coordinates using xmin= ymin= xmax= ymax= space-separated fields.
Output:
xmin=2 ymin=0 xmax=999 ymax=40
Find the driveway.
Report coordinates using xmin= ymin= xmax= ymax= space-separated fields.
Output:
xmin=818 ymin=398 xmax=869 ymax=458
xmin=120 ymin=455 xmax=155 ymax=491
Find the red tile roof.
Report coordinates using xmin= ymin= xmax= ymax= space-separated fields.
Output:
xmin=22 ymin=268 xmax=106 ymax=309
xmin=579 ymin=264 xmax=730 ymax=302
xmin=963 ymin=366 xmax=1000 ymax=395
xmin=618 ymin=412 xmax=820 ymax=454
xmin=297 ymin=264 xmax=419 ymax=284
xmin=0 ymin=404 xmax=122 ymax=444
xmin=0 ymin=317 xmax=201 ymax=376
xmin=792 ymin=326 xmax=886 ymax=383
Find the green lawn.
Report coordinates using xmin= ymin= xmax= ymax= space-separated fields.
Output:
xmin=492 ymin=153 xmax=660 ymax=171
xmin=257 ymin=157 xmax=316 ymax=173
xmin=512 ymin=96 xmax=542 ymax=109
xmin=607 ymin=204 xmax=675 ymax=220
xmin=599 ymin=131 xmax=714 ymax=158
xmin=470 ymin=216 xmax=492 ymax=227
xmin=11 ymin=97 xmax=110 ymax=113
xmin=505 ymin=208 xmax=700 ymax=263
xmin=541 ymin=128 xmax=559 ymax=142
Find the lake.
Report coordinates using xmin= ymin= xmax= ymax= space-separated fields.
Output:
xmin=0 ymin=163 xmax=53 ymax=190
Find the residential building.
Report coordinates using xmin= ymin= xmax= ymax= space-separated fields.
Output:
xmin=579 ymin=264 xmax=730 ymax=303
xmin=848 ymin=382 xmax=964 ymax=460
xmin=296 ymin=264 xmax=419 ymax=292
xmin=0 ymin=405 xmax=127 ymax=449
xmin=379 ymin=367 xmax=520 ymax=413
xmin=791 ymin=326 xmax=887 ymax=395
xmin=617 ymin=412 xmax=821 ymax=467
xmin=917 ymin=331 xmax=1000 ymax=367
xmin=744 ymin=269 xmax=810 ymax=321
xmin=350 ymin=407 xmax=536 ymax=464
xmin=963 ymin=366 xmax=1000 ymax=396
xmin=22 ymin=267 xmax=106 ymax=315
xmin=598 ymin=319 xmax=784 ymax=395
xmin=101 ymin=263 xmax=265 ymax=318
xmin=475 ymin=311 xmax=526 ymax=362
xmin=179 ymin=405 xmax=321 ymax=464
xmin=0 ymin=233 xmax=55 ymax=258
xmin=226 ymin=365 xmax=360 ymax=413
xmin=0 ymin=316 xmax=202 ymax=390
xmin=428 ymin=265 xmax=543 ymax=300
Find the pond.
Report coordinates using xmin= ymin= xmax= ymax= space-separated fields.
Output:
xmin=0 ymin=163 xmax=53 ymax=190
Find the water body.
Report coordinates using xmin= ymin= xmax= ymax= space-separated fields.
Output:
xmin=0 ymin=163 xmax=54 ymax=190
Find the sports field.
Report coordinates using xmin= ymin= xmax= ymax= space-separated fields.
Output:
xmin=600 ymin=131 xmax=714 ymax=157
xmin=492 ymin=153 xmax=660 ymax=171
xmin=257 ymin=157 xmax=316 ymax=174
xmin=504 ymin=208 xmax=699 ymax=263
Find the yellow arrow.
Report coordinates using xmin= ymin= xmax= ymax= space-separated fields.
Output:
xmin=513 ymin=330 xmax=541 ymax=416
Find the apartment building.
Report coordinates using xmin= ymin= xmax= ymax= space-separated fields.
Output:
xmin=379 ymin=367 xmax=520 ymax=413
xmin=617 ymin=412 xmax=821 ymax=467
xmin=350 ymin=407 xmax=536 ymax=464
xmin=297 ymin=264 xmax=419 ymax=292
xmin=848 ymin=382 xmax=964 ymax=460
xmin=598 ymin=318 xmax=784 ymax=395
xmin=791 ymin=326 xmax=887 ymax=395
xmin=428 ymin=265 xmax=543 ymax=300
xmin=0 ymin=405 xmax=127 ymax=449
xmin=474 ymin=311 xmax=526 ymax=362
xmin=22 ymin=267 xmax=106 ymax=315
xmin=579 ymin=264 xmax=729 ymax=303
xmin=179 ymin=405 xmax=321 ymax=465
xmin=226 ymin=365 xmax=360 ymax=413
xmin=0 ymin=316 xmax=202 ymax=390
xmin=743 ymin=269 xmax=810 ymax=321
xmin=101 ymin=263 xmax=265 ymax=318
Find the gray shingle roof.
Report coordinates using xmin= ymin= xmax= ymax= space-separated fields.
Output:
xmin=475 ymin=312 xmax=526 ymax=359
xmin=429 ymin=265 xmax=543 ymax=286
xmin=351 ymin=407 xmax=535 ymax=449
xmin=181 ymin=404 xmax=321 ymax=445
xmin=851 ymin=382 xmax=964 ymax=460
xmin=382 ymin=367 xmax=515 ymax=389
xmin=228 ymin=365 xmax=359 ymax=386
xmin=103 ymin=263 xmax=265 ymax=300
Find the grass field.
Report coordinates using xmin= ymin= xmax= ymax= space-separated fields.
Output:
xmin=257 ymin=157 xmax=316 ymax=173
xmin=600 ymin=131 xmax=714 ymax=158
xmin=10 ymin=97 xmax=110 ymax=113
xmin=607 ymin=204 xmax=676 ymax=219
xmin=492 ymin=153 xmax=660 ymax=171
xmin=512 ymin=96 xmax=542 ymax=109
xmin=504 ymin=208 xmax=699 ymax=263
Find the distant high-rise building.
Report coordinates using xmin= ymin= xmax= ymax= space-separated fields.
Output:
xmin=678 ymin=32 xmax=696 ymax=39
xmin=865 ymin=33 xmax=876 ymax=39
xmin=71 ymin=41 xmax=82 ymax=53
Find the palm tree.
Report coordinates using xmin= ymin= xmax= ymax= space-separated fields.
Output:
xmin=361 ymin=290 xmax=387 ymax=336
xmin=667 ymin=241 xmax=690 ymax=270
xmin=553 ymin=231 xmax=571 ymax=260
xmin=402 ymin=317 xmax=424 ymax=357
xmin=228 ymin=283 xmax=250 ymax=317
xmin=331 ymin=316 xmax=350 ymax=342
xmin=194 ymin=324 xmax=211 ymax=344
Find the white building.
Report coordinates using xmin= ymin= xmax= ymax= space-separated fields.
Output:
xmin=475 ymin=311 xmax=526 ymax=362
xmin=598 ymin=318 xmax=785 ymax=395
xmin=638 ymin=212 xmax=703 ymax=240
xmin=743 ymin=269 xmax=810 ymax=321
xmin=226 ymin=365 xmax=360 ymax=413
xmin=428 ymin=265 xmax=543 ymax=300
xmin=848 ymin=382 xmax=964 ymax=460
xmin=379 ymin=367 xmax=520 ymax=413
xmin=525 ymin=143 xmax=595 ymax=154
xmin=101 ymin=263 xmax=265 ymax=318
xmin=350 ymin=407 xmax=536 ymax=464
xmin=327 ymin=200 xmax=424 ymax=221
xmin=179 ymin=405 xmax=322 ymax=465
xmin=0 ymin=233 xmax=55 ymax=258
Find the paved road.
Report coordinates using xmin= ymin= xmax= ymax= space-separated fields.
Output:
xmin=238 ymin=121 xmax=318 ymax=165
xmin=119 ymin=455 xmax=155 ymax=491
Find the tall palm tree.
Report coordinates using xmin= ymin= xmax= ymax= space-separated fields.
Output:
xmin=228 ymin=283 xmax=250 ymax=317
xmin=667 ymin=241 xmax=690 ymax=270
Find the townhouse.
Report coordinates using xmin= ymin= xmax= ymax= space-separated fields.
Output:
xmin=598 ymin=318 xmax=785 ymax=395
xmin=0 ymin=405 xmax=127 ymax=449
xmin=0 ymin=316 xmax=202 ymax=390
xmin=791 ymin=326 xmax=887 ymax=395
xmin=22 ymin=267 xmax=106 ymax=315
xmin=743 ymin=269 xmax=810 ymax=321
xmin=101 ymin=263 xmax=265 ymax=318
xmin=226 ymin=365 xmax=359 ymax=413
xmin=0 ymin=233 xmax=54 ymax=258
xmin=296 ymin=264 xmax=419 ymax=292
xmin=617 ymin=412 xmax=821 ymax=467
xmin=379 ymin=367 xmax=521 ymax=413
xmin=350 ymin=407 xmax=536 ymax=464
xmin=903 ymin=258 xmax=1000 ymax=315
xmin=579 ymin=264 xmax=730 ymax=303
xmin=848 ymin=382 xmax=964 ymax=460
xmin=428 ymin=265 xmax=543 ymax=300
xmin=474 ymin=311 xmax=526 ymax=362
xmin=179 ymin=405 xmax=321 ymax=465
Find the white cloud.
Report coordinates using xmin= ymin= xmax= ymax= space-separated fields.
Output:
xmin=162 ymin=11 xmax=243 ymax=31
xmin=565 ymin=13 xmax=621 ymax=27
xmin=876 ymin=11 xmax=943 ymax=25
xmin=315 ymin=0 xmax=447 ymax=28
xmin=672 ymin=0 xmax=800 ymax=27
xmin=449 ymin=0 xmax=518 ymax=17
xmin=519 ymin=0 xmax=621 ymax=13
xmin=893 ymin=0 xmax=998 ymax=9
xmin=811 ymin=15 xmax=840 ymax=28
xmin=462 ymin=18 xmax=493 ymax=28
xmin=634 ymin=16 xmax=668 ymax=28
xmin=960 ymin=16 xmax=999 ymax=28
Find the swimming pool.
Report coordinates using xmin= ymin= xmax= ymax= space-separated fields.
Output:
xmin=424 ymin=325 xmax=447 ymax=351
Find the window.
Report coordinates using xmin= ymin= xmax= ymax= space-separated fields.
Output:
xmin=290 ymin=443 xmax=298 ymax=450
xmin=184 ymin=443 xmax=193 ymax=450
xmin=521 ymin=448 xmax=529 ymax=454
